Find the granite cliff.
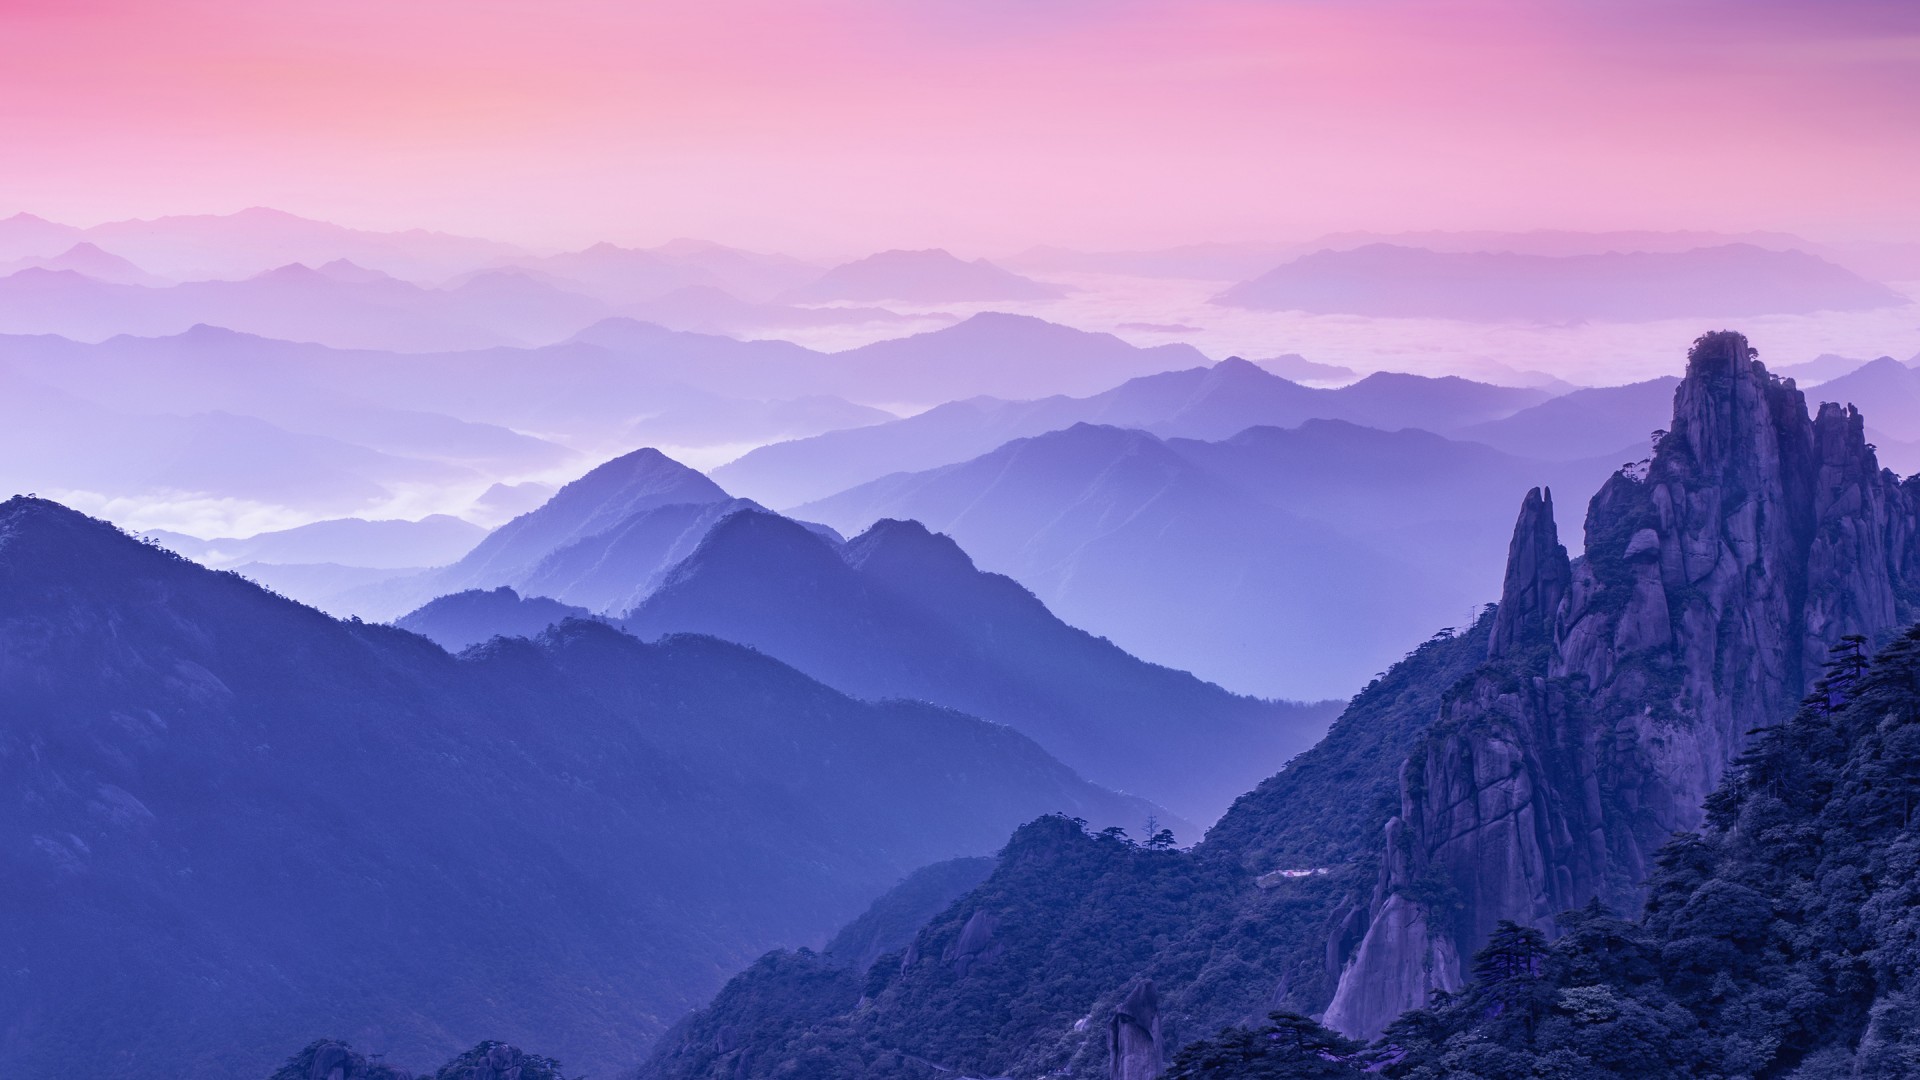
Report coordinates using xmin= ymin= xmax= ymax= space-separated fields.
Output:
xmin=1324 ymin=331 xmax=1920 ymax=1038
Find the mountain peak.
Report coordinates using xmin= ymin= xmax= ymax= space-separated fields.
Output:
xmin=842 ymin=518 xmax=976 ymax=578
xmin=652 ymin=507 xmax=847 ymax=594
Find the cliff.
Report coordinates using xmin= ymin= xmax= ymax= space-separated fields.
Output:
xmin=1325 ymin=331 xmax=1920 ymax=1038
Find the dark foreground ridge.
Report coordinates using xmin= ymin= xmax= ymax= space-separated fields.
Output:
xmin=0 ymin=495 xmax=1158 ymax=1080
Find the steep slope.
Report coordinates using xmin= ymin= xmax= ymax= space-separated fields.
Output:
xmin=623 ymin=509 xmax=1334 ymax=824
xmin=1323 ymin=331 xmax=1920 ymax=1038
xmin=435 ymin=447 xmax=730 ymax=590
xmin=0 ymin=496 xmax=1157 ymax=1080
xmin=716 ymin=357 xmax=1551 ymax=508
xmin=636 ymin=618 xmax=1502 ymax=1080
xmin=793 ymin=421 xmax=1602 ymax=699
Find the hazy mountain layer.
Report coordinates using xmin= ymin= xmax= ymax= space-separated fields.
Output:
xmin=636 ymin=331 xmax=1920 ymax=1080
xmin=1214 ymin=243 xmax=1906 ymax=319
xmin=717 ymin=357 xmax=1553 ymax=508
xmin=622 ymin=508 xmax=1335 ymax=823
xmin=0 ymin=496 xmax=1158 ymax=1080
xmin=794 ymin=420 xmax=1617 ymax=699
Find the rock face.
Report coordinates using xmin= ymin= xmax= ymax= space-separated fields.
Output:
xmin=1324 ymin=332 xmax=1920 ymax=1039
xmin=1107 ymin=979 xmax=1161 ymax=1080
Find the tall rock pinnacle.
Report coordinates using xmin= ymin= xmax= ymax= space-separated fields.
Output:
xmin=1487 ymin=487 xmax=1571 ymax=660
xmin=1323 ymin=331 xmax=1920 ymax=1040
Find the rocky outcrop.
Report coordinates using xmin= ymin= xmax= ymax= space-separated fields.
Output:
xmin=1487 ymin=487 xmax=1571 ymax=660
xmin=1107 ymin=979 xmax=1161 ymax=1080
xmin=945 ymin=910 xmax=1005 ymax=977
xmin=1325 ymin=332 xmax=1920 ymax=1040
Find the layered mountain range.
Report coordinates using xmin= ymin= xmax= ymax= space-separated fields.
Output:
xmin=1323 ymin=331 xmax=1920 ymax=1036
xmin=373 ymin=453 xmax=1334 ymax=824
xmin=633 ymin=331 xmax=1920 ymax=1079
xmin=0 ymin=495 xmax=1172 ymax=1080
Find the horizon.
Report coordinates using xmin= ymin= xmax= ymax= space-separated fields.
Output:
xmin=6 ymin=1 xmax=1918 ymax=253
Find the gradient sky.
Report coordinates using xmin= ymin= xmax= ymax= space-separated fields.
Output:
xmin=4 ymin=0 xmax=1917 ymax=253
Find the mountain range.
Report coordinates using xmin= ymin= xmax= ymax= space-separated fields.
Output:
xmin=790 ymin=418 xmax=1621 ymax=698
xmin=715 ymin=356 xmax=1556 ymax=508
xmin=633 ymin=329 xmax=1920 ymax=1080
xmin=619 ymin=508 xmax=1335 ymax=824
xmin=0 ymin=495 xmax=1159 ymax=1080
xmin=782 ymin=249 xmax=1067 ymax=304
xmin=1214 ymin=243 xmax=1907 ymax=320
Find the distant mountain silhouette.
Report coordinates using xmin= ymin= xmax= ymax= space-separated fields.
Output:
xmin=1214 ymin=243 xmax=1906 ymax=319
xmin=146 ymin=514 xmax=486 ymax=570
xmin=40 ymin=206 xmax=527 ymax=280
xmin=1453 ymin=377 xmax=1679 ymax=461
xmin=439 ymin=447 xmax=731 ymax=590
xmin=620 ymin=508 xmax=1334 ymax=823
xmin=0 ymin=241 xmax=161 ymax=285
xmin=514 ymin=239 xmax=823 ymax=304
xmin=1812 ymin=356 xmax=1920 ymax=442
xmin=784 ymin=249 xmax=1068 ymax=303
xmin=395 ymin=585 xmax=592 ymax=650
xmin=794 ymin=421 xmax=1618 ymax=698
xmin=717 ymin=357 xmax=1551 ymax=507
xmin=823 ymin=311 xmax=1202 ymax=402
xmin=0 ymin=495 xmax=1157 ymax=1080
xmin=0 ymin=259 xmax=617 ymax=350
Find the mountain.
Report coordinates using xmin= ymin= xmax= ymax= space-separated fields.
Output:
xmin=1453 ymin=377 xmax=1679 ymax=461
xmin=514 ymin=240 xmax=823 ymax=304
xmin=0 ymin=242 xmax=162 ymax=285
xmin=638 ymin=331 xmax=1920 ymax=1080
xmin=0 ymin=211 xmax=85 ymax=262
xmin=145 ymin=514 xmax=486 ymax=569
xmin=434 ymin=447 xmax=731 ymax=592
xmin=1812 ymin=355 xmax=1920 ymax=442
xmin=1772 ymin=351 xmax=1882 ymax=384
xmin=71 ymin=206 xmax=530 ymax=281
xmin=791 ymin=419 xmax=1613 ymax=699
xmin=0 ymin=368 xmax=473 ymax=514
xmin=1251 ymin=353 xmax=1357 ymax=383
xmin=0 ymin=260 xmax=620 ymax=351
xmin=784 ymin=249 xmax=1067 ymax=304
xmin=824 ymin=311 xmax=1206 ymax=404
xmin=1306 ymin=228 xmax=1815 ymax=258
xmin=621 ymin=508 xmax=1335 ymax=824
xmin=1214 ymin=243 xmax=1908 ymax=320
xmin=0 ymin=495 xmax=1159 ymax=1080
xmin=394 ymin=586 xmax=592 ymax=650
xmin=716 ymin=356 xmax=1551 ymax=508
xmin=1322 ymin=331 xmax=1920 ymax=1038
xmin=514 ymin=497 xmax=782 ymax=615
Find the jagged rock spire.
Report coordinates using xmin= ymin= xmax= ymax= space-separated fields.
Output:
xmin=1487 ymin=487 xmax=1570 ymax=660
xmin=1323 ymin=330 xmax=1920 ymax=1042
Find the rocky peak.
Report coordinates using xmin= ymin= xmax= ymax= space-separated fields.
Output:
xmin=1486 ymin=487 xmax=1570 ymax=660
xmin=1323 ymin=331 xmax=1920 ymax=1040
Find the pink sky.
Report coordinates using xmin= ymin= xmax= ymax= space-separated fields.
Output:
xmin=3 ymin=0 xmax=1917 ymax=253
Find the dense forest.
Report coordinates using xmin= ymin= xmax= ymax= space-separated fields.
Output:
xmin=1163 ymin=628 xmax=1920 ymax=1078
